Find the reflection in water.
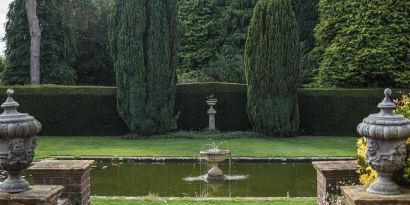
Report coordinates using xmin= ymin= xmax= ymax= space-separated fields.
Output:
xmin=91 ymin=162 xmax=316 ymax=197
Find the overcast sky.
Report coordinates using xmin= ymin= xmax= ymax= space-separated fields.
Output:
xmin=0 ymin=0 xmax=12 ymax=56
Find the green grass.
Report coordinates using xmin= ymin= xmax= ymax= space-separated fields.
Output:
xmin=92 ymin=198 xmax=316 ymax=205
xmin=35 ymin=132 xmax=357 ymax=160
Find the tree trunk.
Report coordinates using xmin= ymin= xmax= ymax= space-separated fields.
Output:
xmin=26 ymin=0 xmax=41 ymax=84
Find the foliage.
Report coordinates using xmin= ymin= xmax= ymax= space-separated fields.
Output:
xmin=4 ymin=0 xmax=77 ymax=85
xmin=178 ymin=0 xmax=219 ymax=73
xmin=109 ymin=0 xmax=178 ymax=135
xmin=244 ymin=0 xmax=301 ymax=136
xmin=357 ymin=93 xmax=410 ymax=186
xmin=0 ymin=57 xmax=5 ymax=81
xmin=313 ymin=0 xmax=410 ymax=87
xmin=69 ymin=0 xmax=115 ymax=86
xmin=177 ymin=0 xmax=318 ymax=84
xmin=0 ymin=85 xmax=399 ymax=136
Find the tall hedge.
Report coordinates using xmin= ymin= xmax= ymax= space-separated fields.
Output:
xmin=244 ymin=0 xmax=301 ymax=137
xmin=314 ymin=0 xmax=410 ymax=87
xmin=4 ymin=0 xmax=77 ymax=85
xmin=109 ymin=0 xmax=178 ymax=135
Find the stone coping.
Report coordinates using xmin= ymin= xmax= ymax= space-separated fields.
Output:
xmin=312 ymin=160 xmax=359 ymax=171
xmin=341 ymin=186 xmax=410 ymax=205
xmin=46 ymin=156 xmax=355 ymax=163
xmin=92 ymin=196 xmax=317 ymax=201
xmin=0 ymin=185 xmax=64 ymax=202
xmin=28 ymin=159 xmax=95 ymax=171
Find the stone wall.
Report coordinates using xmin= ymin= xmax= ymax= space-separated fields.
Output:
xmin=313 ymin=160 xmax=359 ymax=205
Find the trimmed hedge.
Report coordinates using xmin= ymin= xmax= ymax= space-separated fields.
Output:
xmin=0 ymin=84 xmax=399 ymax=136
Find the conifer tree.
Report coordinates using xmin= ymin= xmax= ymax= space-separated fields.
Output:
xmin=109 ymin=0 xmax=178 ymax=135
xmin=4 ymin=0 xmax=77 ymax=85
xmin=244 ymin=0 xmax=301 ymax=137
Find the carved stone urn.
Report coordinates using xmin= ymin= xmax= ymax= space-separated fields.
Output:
xmin=357 ymin=88 xmax=410 ymax=195
xmin=0 ymin=89 xmax=41 ymax=193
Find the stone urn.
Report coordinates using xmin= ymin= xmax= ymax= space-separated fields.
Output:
xmin=0 ymin=89 xmax=41 ymax=193
xmin=200 ymin=148 xmax=230 ymax=181
xmin=357 ymin=88 xmax=410 ymax=195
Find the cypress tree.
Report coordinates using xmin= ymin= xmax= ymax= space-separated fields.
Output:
xmin=109 ymin=0 xmax=178 ymax=135
xmin=244 ymin=0 xmax=301 ymax=137
xmin=4 ymin=0 xmax=77 ymax=85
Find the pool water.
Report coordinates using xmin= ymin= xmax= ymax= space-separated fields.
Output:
xmin=91 ymin=162 xmax=316 ymax=197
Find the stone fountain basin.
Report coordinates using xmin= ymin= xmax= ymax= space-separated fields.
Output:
xmin=200 ymin=149 xmax=230 ymax=163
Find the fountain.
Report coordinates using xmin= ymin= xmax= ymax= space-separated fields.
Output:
xmin=200 ymin=148 xmax=230 ymax=180
xmin=184 ymin=144 xmax=246 ymax=183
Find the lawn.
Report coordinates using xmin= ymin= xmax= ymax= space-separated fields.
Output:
xmin=92 ymin=198 xmax=316 ymax=205
xmin=35 ymin=132 xmax=357 ymax=160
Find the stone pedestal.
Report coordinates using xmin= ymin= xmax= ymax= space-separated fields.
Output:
xmin=0 ymin=185 xmax=64 ymax=205
xmin=341 ymin=186 xmax=410 ymax=205
xmin=27 ymin=160 xmax=94 ymax=205
xmin=312 ymin=160 xmax=359 ymax=205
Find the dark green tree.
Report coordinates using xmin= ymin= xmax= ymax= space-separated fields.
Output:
xmin=109 ymin=0 xmax=178 ymax=135
xmin=69 ymin=0 xmax=115 ymax=86
xmin=178 ymin=0 xmax=219 ymax=73
xmin=4 ymin=0 xmax=77 ymax=85
xmin=314 ymin=0 xmax=410 ymax=87
xmin=244 ymin=0 xmax=301 ymax=136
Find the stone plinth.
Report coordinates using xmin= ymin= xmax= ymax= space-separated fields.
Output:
xmin=28 ymin=160 xmax=94 ymax=205
xmin=341 ymin=186 xmax=410 ymax=205
xmin=312 ymin=160 xmax=359 ymax=205
xmin=0 ymin=185 xmax=64 ymax=205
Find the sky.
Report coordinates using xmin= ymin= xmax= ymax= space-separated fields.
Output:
xmin=0 ymin=0 xmax=12 ymax=56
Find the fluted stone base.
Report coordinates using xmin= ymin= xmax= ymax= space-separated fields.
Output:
xmin=367 ymin=173 xmax=401 ymax=195
xmin=0 ymin=172 xmax=30 ymax=193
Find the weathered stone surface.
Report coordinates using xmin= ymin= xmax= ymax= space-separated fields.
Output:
xmin=313 ymin=160 xmax=359 ymax=205
xmin=0 ymin=185 xmax=63 ymax=205
xmin=341 ymin=186 xmax=410 ymax=205
xmin=27 ymin=160 xmax=94 ymax=205
xmin=29 ymin=160 xmax=94 ymax=171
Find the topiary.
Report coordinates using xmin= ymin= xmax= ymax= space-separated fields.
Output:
xmin=109 ymin=0 xmax=178 ymax=135
xmin=244 ymin=0 xmax=301 ymax=137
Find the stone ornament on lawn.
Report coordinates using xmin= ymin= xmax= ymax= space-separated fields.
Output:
xmin=206 ymin=95 xmax=217 ymax=131
xmin=0 ymin=89 xmax=41 ymax=193
xmin=357 ymin=88 xmax=410 ymax=195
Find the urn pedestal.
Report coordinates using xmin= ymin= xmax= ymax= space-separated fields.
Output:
xmin=357 ymin=88 xmax=410 ymax=195
xmin=0 ymin=89 xmax=42 ymax=193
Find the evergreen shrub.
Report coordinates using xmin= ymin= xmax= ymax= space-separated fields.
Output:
xmin=244 ymin=0 xmax=301 ymax=137
xmin=109 ymin=0 xmax=178 ymax=135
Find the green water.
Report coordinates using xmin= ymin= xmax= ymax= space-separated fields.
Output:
xmin=91 ymin=162 xmax=316 ymax=197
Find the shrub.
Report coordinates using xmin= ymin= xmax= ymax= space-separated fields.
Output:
xmin=313 ymin=0 xmax=410 ymax=87
xmin=357 ymin=93 xmax=410 ymax=186
xmin=244 ymin=0 xmax=301 ymax=136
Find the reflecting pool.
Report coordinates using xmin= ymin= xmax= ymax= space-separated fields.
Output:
xmin=91 ymin=162 xmax=316 ymax=197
